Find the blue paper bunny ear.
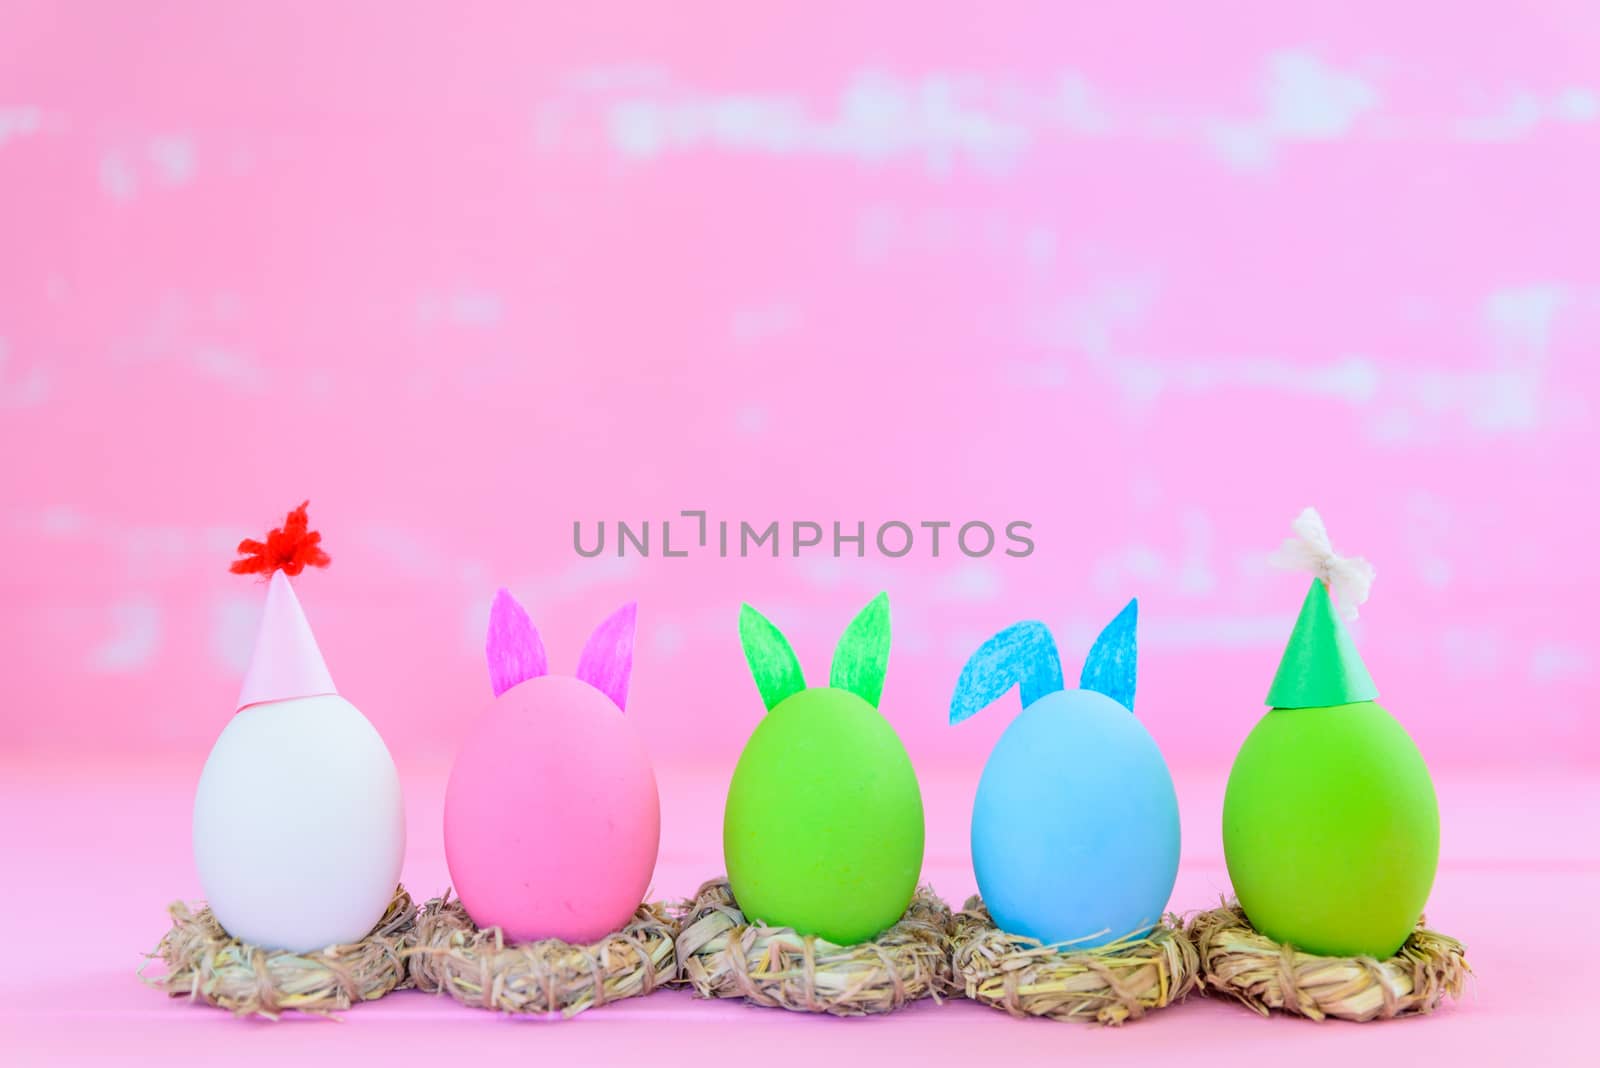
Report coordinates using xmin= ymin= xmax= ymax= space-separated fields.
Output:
xmin=1080 ymin=598 xmax=1138 ymax=712
xmin=949 ymin=621 xmax=1065 ymax=724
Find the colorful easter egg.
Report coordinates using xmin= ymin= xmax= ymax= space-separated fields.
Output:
xmin=723 ymin=593 xmax=925 ymax=945
xmin=194 ymin=503 xmax=405 ymax=953
xmin=1224 ymin=566 xmax=1438 ymax=959
xmin=951 ymin=601 xmax=1179 ymax=948
xmin=195 ymin=694 xmax=405 ymax=953
xmin=444 ymin=592 xmax=660 ymax=944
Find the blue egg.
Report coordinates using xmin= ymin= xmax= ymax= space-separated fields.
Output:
xmin=971 ymin=688 xmax=1180 ymax=948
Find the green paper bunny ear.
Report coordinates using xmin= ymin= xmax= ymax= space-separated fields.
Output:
xmin=830 ymin=591 xmax=891 ymax=707
xmin=739 ymin=603 xmax=805 ymax=711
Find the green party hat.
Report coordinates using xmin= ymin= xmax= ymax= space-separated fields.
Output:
xmin=1266 ymin=577 xmax=1378 ymax=708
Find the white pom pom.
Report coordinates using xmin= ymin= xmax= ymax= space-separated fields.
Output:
xmin=1268 ymin=507 xmax=1375 ymax=622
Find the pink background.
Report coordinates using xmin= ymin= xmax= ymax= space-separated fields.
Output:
xmin=2 ymin=1 xmax=1596 ymax=1061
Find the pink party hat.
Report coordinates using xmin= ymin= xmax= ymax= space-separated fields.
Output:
xmin=230 ymin=502 xmax=338 ymax=712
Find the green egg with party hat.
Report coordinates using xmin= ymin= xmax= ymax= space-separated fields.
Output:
xmin=1223 ymin=511 xmax=1439 ymax=959
xmin=723 ymin=593 xmax=925 ymax=945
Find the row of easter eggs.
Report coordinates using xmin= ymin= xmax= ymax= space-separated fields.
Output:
xmin=195 ymin=576 xmax=1438 ymax=964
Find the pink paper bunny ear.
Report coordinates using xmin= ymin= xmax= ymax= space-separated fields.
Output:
xmin=486 ymin=588 xmax=548 ymax=697
xmin=576 ymin=602 xmax=637 ymax=712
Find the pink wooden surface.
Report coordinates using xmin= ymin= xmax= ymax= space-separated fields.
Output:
xmin=2 ymin=757 xmax=1596 ymax=1063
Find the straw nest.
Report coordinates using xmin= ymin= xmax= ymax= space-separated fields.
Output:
xmin=406 ymin=891 xmax=678 ymax=1017
xmin=675 ymin=877 xmax=954 ymax=1016
xmin=1187 ymin=901 xmax=1470 ymax=1021
xmin=142 ymin=884 xmax=417 ymax=1018
xmin=951 ymin=897 xmax=1198 ymax=1025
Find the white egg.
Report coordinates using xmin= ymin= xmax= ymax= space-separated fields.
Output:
xmin=192 ymin=694 xmax=405 ymax=952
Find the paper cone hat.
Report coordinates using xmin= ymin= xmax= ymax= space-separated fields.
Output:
xmin=237 ymin=570 xmax=338 ymax=711
xmin=1265 ymin=578 xmax=1377 ymax=709
xmin=229 ymin=502 xmax=337 ymax=713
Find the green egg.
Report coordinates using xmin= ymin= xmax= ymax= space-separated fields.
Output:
xmin=1224 ymin=578 xmax=1440 ymax=959
xmin=725 ymin=688 xmax=924 ymax=944
xmin=1223 ymin=700 xmax=1438 ymax=958
xmin=724 ymin=594 xmax=926 ymax=945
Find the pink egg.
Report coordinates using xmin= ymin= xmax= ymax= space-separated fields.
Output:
xmin=444 ymin=673 xmax=660 ymax=943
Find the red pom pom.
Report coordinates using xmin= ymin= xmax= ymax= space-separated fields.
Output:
xmin=230 ymin=501 xmax=332 ymax=578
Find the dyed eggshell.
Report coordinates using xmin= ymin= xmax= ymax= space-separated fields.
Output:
xmin=972 ymin=689 xmax=1179 ymax=948
xmin=445 ymin=674 xmax=660 ymax=944
xmin=724 ymin=687 xmax=924 ymax=945
xmin=193 ymin=695 xmax=406 ymax=953
xmin=1223 ymin=700 xmax=1438 ymax=958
